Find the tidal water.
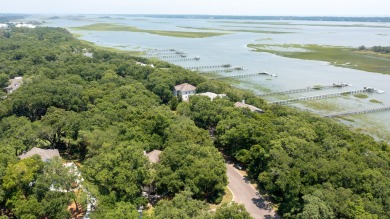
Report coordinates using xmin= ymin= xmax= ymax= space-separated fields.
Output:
xmin=26 ymin=15 xmax=390 ymax=141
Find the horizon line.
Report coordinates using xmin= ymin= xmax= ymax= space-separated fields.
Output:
xmin=1 ymin=13 xmax=390 ymax=18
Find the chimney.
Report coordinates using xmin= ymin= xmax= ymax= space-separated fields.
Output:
xmin=242 ymin=99 xmax=245 ymax=104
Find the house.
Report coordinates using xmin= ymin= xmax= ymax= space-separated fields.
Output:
xmin=83 ymin=52 xmax=93 ymax=58
xmin=136 ymin=61 xmax=155 ymax=68
xmin=19 ymin=147 xmax=61 ymax=162
xmin=173 ymin=83 xmax=196 ymax=101
xmin=5 ymin=77 xmax=23 ymax=94
xmin=142 ymin=150 xmax=162 ymax=199
xmin=15 ymin=23 xmax=36 ymax=28
xmin=144 ymin=150 xmax=162 ymax=164
xmin=197 ymin=92 xmax=226 ymax=101
xmin=234 ymin=101 xmax=263 ymax=113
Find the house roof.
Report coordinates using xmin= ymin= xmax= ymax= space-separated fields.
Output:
xmin=174 ymin=83 xmax=196 ymax=92
xmin=145 ymin=150 xmax=162 ymax=163
xmin=197 ymin=92 xmax=226 ymax=100
xmin=6 ymin=77 xmax=23 ymax=93
xmin=234 ymin=102 xmax=263 ymax=113
xmin=19 ymin=147 xmax=60 ymax=162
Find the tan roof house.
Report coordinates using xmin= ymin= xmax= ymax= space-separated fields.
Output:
xmin=19 ymin=147 xmax=60 ymax=162
xmin=144 ymin=150 xmax=162 ymax=164
xmin=173 ymin=83 xmax=196 ymax=101
xmin=234 ymin=101 xmax=263 ymax=113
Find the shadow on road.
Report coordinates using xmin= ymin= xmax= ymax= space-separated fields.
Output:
xmin=252 ymin=197 xmax=272 ymax=210
xmin=244 ymin=176 xmax=251 ymax=184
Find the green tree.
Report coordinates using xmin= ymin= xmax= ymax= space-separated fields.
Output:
xmin=154 ymin=190 xmax=209 ymax=219
xmin=82 ymin=144 xmax=150 ymax=202
xmin=213 ymin=202 xmax=253 ymax=219
xmin=0 ymin=73 xmax=8 ymax=88
xmin=157 ymin=142 xmax=227 ymax=202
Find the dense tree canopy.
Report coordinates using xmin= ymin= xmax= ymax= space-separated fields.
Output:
xmin=0 ymin=26 xmax=388 ymax=219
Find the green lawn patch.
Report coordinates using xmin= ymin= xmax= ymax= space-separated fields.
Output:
xmin=71 ymin=23 xmax=228 ymax=38
xmin=248 ymin=44 xmax=390 ymax=74
xmin=209 ymin=187 xmax=233 ymax=210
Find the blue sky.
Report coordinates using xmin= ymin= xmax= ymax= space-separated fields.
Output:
xmin=1 ymin=0 xmax=390 ymax=16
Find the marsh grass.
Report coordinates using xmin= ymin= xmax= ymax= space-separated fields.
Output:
xmin=79 ymin=39 xmax=142 ymax=56
xmin=370 ymin=99 xmax=383 ymax=104
xmin=353 ymin=115 xmax=390 ymax=142
xmin=209 ymin=20 xmax=390 ymax=28
xmin=354 ymin=94 xmax=369 ymax=99
xmin=248 ymin=44 xmax=390 ymax=74
xmin=178 ymin=26 xmax=293 ymax=34
xmin=72 ymin=23 xmax=228 ymax=38
xmin=301 ymin=99 xmax=344 ymax=111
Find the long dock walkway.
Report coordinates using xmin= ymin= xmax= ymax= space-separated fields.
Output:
xmin=271 ymin=89 xmax=372 ymax=105
xmin=168 ymin=57 xmax=201 ymax=62
xmin=259 ymin=84 xmax=350 ymax=97
xmin=200 ymin=67 xmax=245 ymax=74
xmin=324 ymin=106 xmax=390 ymax=118
xmin=210 ymin=72 xmax=262 ymax=80
xmin=185 ymin=64 xmax=231 ymax=70
xmin=141 ymin=54 xmax=187 ymax=59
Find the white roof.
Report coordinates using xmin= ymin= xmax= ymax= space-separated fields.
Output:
xmin=15 ymin=23 xmax=36 ymax=28
xmin=174 ymin=83 xmax=196 ymax=92
xmin=197 ymin=92 xmax=226 ymax=100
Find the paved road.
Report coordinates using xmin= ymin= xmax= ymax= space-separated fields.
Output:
xmin=226 ymin=163 xmax=278 ymax=219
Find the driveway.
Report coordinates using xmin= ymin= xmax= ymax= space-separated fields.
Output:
xmin=226 ymin=163 xmax=279 ymax=219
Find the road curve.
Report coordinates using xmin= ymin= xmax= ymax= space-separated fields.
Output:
xmin=226 ymin=163 xmax=278 ymax=219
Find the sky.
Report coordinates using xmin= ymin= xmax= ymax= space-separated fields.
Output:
xmin=1 ymin=0 xmax=390 ymax=16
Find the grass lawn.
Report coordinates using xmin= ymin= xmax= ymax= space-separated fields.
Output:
xmin=209 ymin=187 xmax=233 ymax=210
xmin=71 ymin=23 xmax=228 ymax=38
xmin=248 ymin=44 xmax=390 ymax=74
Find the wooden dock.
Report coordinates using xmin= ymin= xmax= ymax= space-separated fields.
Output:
xmin=200 ymin=67 xmax=245 ymax=74
xmin=270 ymin=89 xmax=373 ymax=105
xmin=146 ymin=49 xmax=176 ymax=53
xmin=185 ymin=64 xmax=231 ymax=70
xmin=324 ymin=106 xmax=390 ymax=118
xmin=210 ymin=72 xmax=262 ymax=80
xmin=259 ymin=84 xmax=351 ymax=97
xmin=168 ymin=57 xmax=201 ymax=62
xmin=141 ymin=54 xmax=187 ymax=59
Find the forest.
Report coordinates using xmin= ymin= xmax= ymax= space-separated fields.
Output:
xmin=0 ymin=26 xmax=389 ymax=219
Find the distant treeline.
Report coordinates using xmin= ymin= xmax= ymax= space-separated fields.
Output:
xmin=0 ymin=14 xmax=26 ymax=23
xmin=359 ymin=45 xmax=390 ymax=54
xmin=144 ymin=14 xmax=390 ymax=23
